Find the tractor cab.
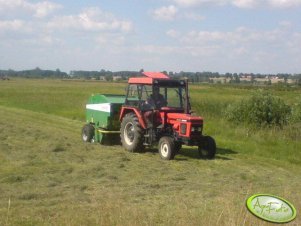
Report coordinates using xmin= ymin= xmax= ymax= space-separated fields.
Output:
xmin=125 ymin=78 xmax=188 ymax=113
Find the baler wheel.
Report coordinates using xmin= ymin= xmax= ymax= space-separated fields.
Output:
xmin=82 ymin=124 xmax=95 ymax=143
xmin=158 ymin=136 xmax=175 ymax=160
xmin=120 ymin=113 xmax=144 ymax=152
xmin=198 ymin=136 xmax=216 ymax=159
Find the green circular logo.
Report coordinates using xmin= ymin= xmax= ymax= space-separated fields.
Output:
xmin=246 ymin=194 xmax=297 ymax=223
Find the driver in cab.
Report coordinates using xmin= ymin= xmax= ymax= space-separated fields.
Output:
xmin=145 ymin=86 xmax=167 ymax=109
xmin=142 ymin=86 xmax=167 ymax=127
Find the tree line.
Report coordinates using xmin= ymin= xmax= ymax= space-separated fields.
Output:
xmin=1 ymin=68 xmax=301 ymax=84
xmin=0 ymin=68 xmax=68 ymax=79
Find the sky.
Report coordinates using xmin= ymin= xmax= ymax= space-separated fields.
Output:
xmin=0 ymin=0 xmax=301 ymax=74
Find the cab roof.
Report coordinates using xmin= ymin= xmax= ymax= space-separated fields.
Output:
xmin=128 ymin=72 xmax=170 ymax=85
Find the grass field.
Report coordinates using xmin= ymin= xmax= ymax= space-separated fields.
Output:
xmin=0 ymin=79 xmax=300 ymax=226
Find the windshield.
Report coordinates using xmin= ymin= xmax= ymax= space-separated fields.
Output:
xmin=125 ymin=84 xmax=187 ymax=110
xmin=158 ymin=86 xmax=186 ymax=109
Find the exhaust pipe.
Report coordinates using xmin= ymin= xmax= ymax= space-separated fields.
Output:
xmin=185 ymin=79 xmax=190 ymax=114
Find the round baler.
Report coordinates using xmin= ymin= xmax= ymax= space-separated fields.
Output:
xmin=82 ymin=94 xmax=125 ymax=144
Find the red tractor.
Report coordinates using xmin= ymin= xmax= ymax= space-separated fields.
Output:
xmin=119 ymin=72 xmax=216 ymax=160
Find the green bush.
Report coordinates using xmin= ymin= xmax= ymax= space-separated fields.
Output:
xmin=224 ymin=90 xmax=291 ymax=127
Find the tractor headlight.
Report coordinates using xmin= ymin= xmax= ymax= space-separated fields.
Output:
xmin=192 ymin=127 xmax=199 ymax=132
xmin=180 ymin=124 xmax=187 ymax=135
xmin=191 ymin=126 xmax=202 ymax=133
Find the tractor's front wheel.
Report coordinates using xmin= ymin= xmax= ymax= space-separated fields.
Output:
xmin=82 ymin=124 xmax=95 ymax=143
xmin=198 ymin=136 xmax=216 ymax=159
xmin=120 ymin=113 xmax=144 ymax=152
xmin=158 ymin=136 xmax=175 ymax=160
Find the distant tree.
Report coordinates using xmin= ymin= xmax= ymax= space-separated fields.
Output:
xmin=105 ymin=74 xmax=113 ymax=81
xmin=230 ymin=74 xmax=240 ymax=83
xmin=284 ymin=77 xmax=288 ymax=84
xmin=251 ymin=75 xmax=255 ymax=84
xmin=162 ymin=71 xmax=168 ymax=75
xmin=55 ymin=68 xmax=61 ymax=76
xmin=235 ymin=75 xmax=240 ymax=83
xmin=225 ymin=73 xmax=232 ymax=78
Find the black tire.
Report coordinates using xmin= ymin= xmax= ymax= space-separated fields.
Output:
xmin=120 ymin=113 xmax=144 ymax=152
xmin=82 ymin=124 xmax=95 ymax=142
xmin=158 ymin=136 xmax=175 ymax=160
xmin=198 ymin=136 xmax=216 ymax=159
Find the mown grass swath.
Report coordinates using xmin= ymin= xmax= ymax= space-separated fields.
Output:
xmin=0 ymin=79 xmax=300 ymax=225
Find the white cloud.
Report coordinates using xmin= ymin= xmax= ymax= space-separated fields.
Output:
xmin=166 ymin=29 xmax=179 ymax=38
xmin=182 ymin=12 xmax=205 ymax=21
xmin=268 ymin=0 xmax=301 ymax=8
xmin=33 ymin=1 xmax=62 ymax=18
xmin=171 ymin=0 xmax=301 ymax=8
xmin=95 ymin=34 xmax=126 ymax=46
xmin=0 ymin=19 xmax=25 ymax=31
xmin=0 ymin=0 xmax=62 ymax=18
xmin=174 ymin=0 xmax=227 ymax=7
xmin=0 ymin=0 xmax=25 ymax=10
xmin=0 ymin=19 xmax=34 ymax=36
xmin=152 ymin=5 xmax=205 ymax=21
xmin=232 ymin=0 xmax=258 ymax=8
xmin=134 ymin=45 xmax=177 ymax=54
xmin=175 ymin=26 xmax=289 ymax=46
xmin=152 ymin=5 xmax=178 ymax=21
xmin=48 ymin=7 xmax=133 ymax=32
xmin=0 ymin=5 xmax=133 ymax=56
xmin=162 ymin=25 xmax=301 ymax=72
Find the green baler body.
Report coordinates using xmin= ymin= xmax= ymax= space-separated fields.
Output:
xmin=86 ymin=94 xmax=125 ymax=143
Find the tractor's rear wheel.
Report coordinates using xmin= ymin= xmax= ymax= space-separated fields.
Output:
xmin=120 ymin=113 xmax=144 ymax=152
xmin=82 ymin=124 xmax=95 ymax=143
xmin=158 ymin=136 xmax=175 ymax=160
xmin=198 ymin=136 xmax=216 ymax=159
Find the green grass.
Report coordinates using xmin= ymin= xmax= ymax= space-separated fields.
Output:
xmin=0 ymin=79 xmax=300 ymax=225
xmin=0 ymin=79 xmax=125 ymax=120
